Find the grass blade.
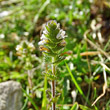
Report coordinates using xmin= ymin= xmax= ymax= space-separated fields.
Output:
xmin=22 ymin=88 xmax=39 ymax=110
xmin=70 ymin=102 xmax=79 ymax=110
xmin=65 ymin=61 xmax=90 ymax=104
xmin=42 ymin=75 xmax=47 ymax=109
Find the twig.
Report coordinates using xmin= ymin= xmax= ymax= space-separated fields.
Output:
xmin=92 ymin=83 xmax=107 ymax=106
xmin=62 ymin=51 xmax=100 ymax=57
xmin=80 ymin=51 xmax=100 ymax=56
xmin=91 ymin=61 xmax=110 ymax=72
xmin=92 ymin=54 xmax=107 ymax=106
xmin=84 ymin=30 xmax=108 ymax=105
xmin=84 ymin=30 xmax=110 ymax=61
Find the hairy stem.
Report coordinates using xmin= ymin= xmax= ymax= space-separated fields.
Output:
xmin=51 ymin=57 xmax=56 ymax=110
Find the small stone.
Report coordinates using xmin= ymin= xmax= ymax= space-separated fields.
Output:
xmin=0 ymin=81 xmax=22 ymax=110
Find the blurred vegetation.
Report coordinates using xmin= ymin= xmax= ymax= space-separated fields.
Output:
xmin=0 ymin=0 xmax=110 ymax=110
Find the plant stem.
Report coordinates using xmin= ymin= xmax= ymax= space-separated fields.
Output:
xmin=51 ymin=57 xmax=56 ymax=110
xmin=28 ymin=70 xmax=33 ymax=89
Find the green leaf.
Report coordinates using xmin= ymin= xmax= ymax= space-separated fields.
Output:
xmin=46 ymin=73 xmax=57 ymax=80
xmin=79 ymin=104 xmax=93 ymax=110
xmin=70 ymin=102 xmax=79 ymax=110
xmin=52 ymin=56 xmax=65 ymax=64
xmin=43 ymin=51 xmax=57 ymax=57
xmin=43 ymin=70 xmax=57 ymax=80
xmin=65 ymin=61 xmax=90 ymax=105
xmin=52 ymin=44 xmax=64 ymax=52
xmin=42 ymin=75 xmax=47 ymax=109
xmin=22 ymin=88 xmax=39 ymax=110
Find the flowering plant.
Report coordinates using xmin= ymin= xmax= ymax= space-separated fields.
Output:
xmin=38 ymin=20 xmax=67 ymax=110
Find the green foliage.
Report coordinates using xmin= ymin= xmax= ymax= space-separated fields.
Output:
xmin=22 ymin=88 xmax=39 ymax=110
xmin=43 ymin=70 xmax=57 ymax=80
xmin=0 ymin=0 xmax=110 ymax=109
xmin=79 ymin=105 xmax=93 ymax=110
xmin=42 ymin=75 xmax=47 ymax=110
xmin=65 ymin=61 xmax=89 ymax=104
xmin=70 ymin=102 xmax=78 ymax=110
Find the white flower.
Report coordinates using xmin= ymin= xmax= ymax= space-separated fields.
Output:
xmin=38 ymin=39 xmax=48 ymax=45
xmin=24 ymin=32 xmax=29 ymax=36
xmin=43 ymin=30 xmax=48 ymax=34
xmin=0 ymin=11 xmax=10 ymax=18
xmin=56 ymin=23 xmax=60 ymax=29
xmin=60 ymin=29 xmax=65 ymax=36
xmin=38 ymin=41 xmax=44 ymax=45
xmin=40 ymin=34 xmax=47 ymax=40
xmin=0 ymin=34 xmax=5 ymax=39
xmin=16 ymin=40 xmax=35 ymax=53
xmin=56 ymin=30 xmax=67 ymax=39
xmin=16 ymin=45 xmax=22 ymax=51
xmin=28 ymin=43 xmax=34 ymax=48
xmin=43 ymin=26 xmax=48 ymax=35
xmin=28 ymin=43 xmax=35 ymax=51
